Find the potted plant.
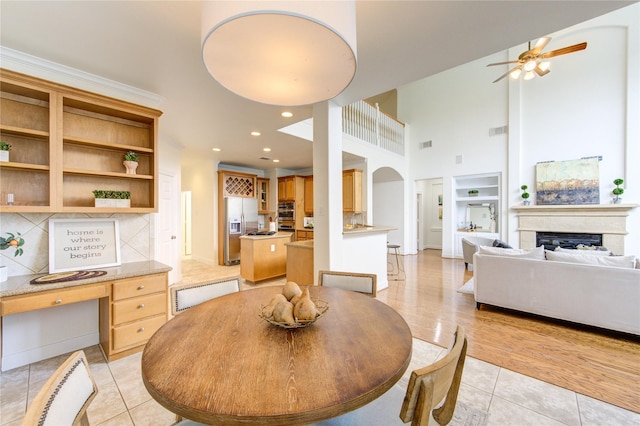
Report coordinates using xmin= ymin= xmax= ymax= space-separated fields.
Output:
xmin=123 ymin=151 xmax=139 ymax=175
xmin=467 ymin=189 xmax=479 ymax=197
xmin=612 ymin=178 xmax=624 ymax=204
xmin=93 ymin=190 xmax=131 ymax=208
xmin=0 ymin=141 xmax=11 ymax=162
xmin=521 ymin=185 xmax=531 ymax=205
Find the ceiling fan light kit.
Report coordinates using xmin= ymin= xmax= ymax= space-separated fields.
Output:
xmin=201 ymin=1 xmax=357 ymax=106
xmin=488 ymin=37 xmax=587 ymax=83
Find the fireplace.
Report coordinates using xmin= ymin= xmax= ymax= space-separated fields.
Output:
xmin=536 ymin=232 xmax=603 ymax=250
xmin=513 ymin=204 xmax=636 ymax=255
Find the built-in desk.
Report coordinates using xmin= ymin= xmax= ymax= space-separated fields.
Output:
xmin=0 ymin=261 xmax=171 ymax=369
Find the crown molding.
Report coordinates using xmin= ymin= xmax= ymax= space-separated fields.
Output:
xmin=0 ymin=46 xmax=163 ymax=108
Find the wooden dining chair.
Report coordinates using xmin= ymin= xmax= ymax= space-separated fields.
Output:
xmin=317 ymin=270 xmax=377 ymax=297
xmin=21 ymin=350 xmax=98 ymax=426
xmin=400 ymin=325 xmax=468 ymax=426
xmin=170 ymin=276 xmax=241 ymax=316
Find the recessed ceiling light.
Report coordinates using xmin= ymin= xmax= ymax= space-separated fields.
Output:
xmin=212 ymin=148 xmax=221 ymax=152
xmin=263 ymin=147 xmax=271 ymax=152
xmin=273 ymin=159 xmax=280 ymax=163
xmin=251 ymin=131 xmax=261 ymax=136
xmin=281 ymin=111 xmax=293 ymax=118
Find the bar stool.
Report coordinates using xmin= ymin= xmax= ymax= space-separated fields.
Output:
xmin=387 ymin=243 xmax=405 ymax=281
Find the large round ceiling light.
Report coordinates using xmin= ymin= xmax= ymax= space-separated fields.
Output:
xmin=201 ymin=1 xmax=357 ymax=106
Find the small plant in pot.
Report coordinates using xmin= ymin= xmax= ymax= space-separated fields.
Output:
xmin=467 ymin=189 xmax=479 ymax=197
xmin=123 ymin=151 xmax=139 ymax=175
xmin=0 ymin=141 xmax=11 ymax=162
xmin=612 ymin=178 xmax=624 ymax=204
xmin=521 ymin=185 xmax=531 ymax=205
xmin=93 ymin=190 xmax=131 ymax=208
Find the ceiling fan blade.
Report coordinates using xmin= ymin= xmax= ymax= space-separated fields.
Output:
xmin=539 ymin=42 xmax=587 ymax=59
xmin=486 ymin=60 xmax=521 ymax=67
xmin=529 ymin=37 xmax=551 ymax=56
xmin=492 ymin=65 xmax=522 ymax=83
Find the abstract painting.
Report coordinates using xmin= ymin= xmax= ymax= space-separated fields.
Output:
xmin=535 ymin=158 xmax=600 ymax=205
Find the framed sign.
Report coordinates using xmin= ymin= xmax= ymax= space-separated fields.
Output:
xmin=49 ymin=218 xmax=121 ymax=273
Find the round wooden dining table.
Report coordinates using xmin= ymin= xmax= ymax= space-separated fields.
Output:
xmin=141 ymin=285 xmax=412 ymax=425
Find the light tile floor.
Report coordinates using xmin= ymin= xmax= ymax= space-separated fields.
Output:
xmin=2 ymin=337 xmax=639 ymax=425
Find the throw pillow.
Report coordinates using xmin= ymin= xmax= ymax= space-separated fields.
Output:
xmin=492 ymin=239 xmax=513 ymax=249
xmin=545 ymin=250 xmax=637 ymax=269
xmin=554 ymin=247 xmax=612 ymax=256
xmin=478 ymin=245 xmax=545 ymax=260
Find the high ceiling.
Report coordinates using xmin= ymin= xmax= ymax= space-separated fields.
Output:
xmin=0 ymin=1 xmax=634 ymax=171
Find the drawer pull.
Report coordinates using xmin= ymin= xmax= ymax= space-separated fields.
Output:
xmin=55 ymin=299 xmax=62 ymax=304
xmin=139 ymin=304 xmax=145 ymax=308
xmin=138 ymin=285 xmax=145 ymax=290
xmin=138 ymin=327 xmax=145 ymax=332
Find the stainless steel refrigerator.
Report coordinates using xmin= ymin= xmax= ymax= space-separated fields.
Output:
xmin=223 ymin=196 xmax=259 ymax=265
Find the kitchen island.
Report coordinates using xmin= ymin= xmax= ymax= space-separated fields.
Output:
xmin=239 ymin=232 xmax=293 ymax=283
xmin=285 ymin=239 xmax=314 ymax=285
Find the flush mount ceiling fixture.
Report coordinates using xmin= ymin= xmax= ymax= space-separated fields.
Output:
xmin=201 ymin=1 xmax=357 ymax=106
xmin=488 ymin=37 xmax=587 ymax=83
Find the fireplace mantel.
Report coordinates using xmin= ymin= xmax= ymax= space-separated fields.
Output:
xmin=513 ymin=204 xmax=638 ymax=254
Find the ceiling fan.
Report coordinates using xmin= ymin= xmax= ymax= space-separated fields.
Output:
xmin=488 ymin=37 xmax=587 ymax=83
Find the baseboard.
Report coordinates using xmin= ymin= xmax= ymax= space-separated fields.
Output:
xmin=1 ymin=332 xmax=99 ymax=371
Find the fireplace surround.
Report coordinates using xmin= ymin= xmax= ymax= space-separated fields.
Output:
xmin=513 ymin=204 xmax=637 ymax=255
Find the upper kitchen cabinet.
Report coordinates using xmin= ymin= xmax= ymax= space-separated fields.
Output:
xmin=220 ymin=171 xmax=256 ymax=198
xmin=257 ymin=178 xmax=270 ymax=214
xmin=304 ymin=176 xmax=313 ymax=215
xmin=343 ymin=169 xmax=363 ymax=213
xmin=0 ymin=69 xmax=162 ymax=213
xmin=277 ymin=176 xmax=296 ymax=201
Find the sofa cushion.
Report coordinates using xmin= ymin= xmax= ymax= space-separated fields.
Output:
xmin=492 ymin=239 xmax=513 ymax=249
xmin=545 ymin=250 xmax=637 ymax=269
xmin=478 ymin=245 xmax=545 ymax=260
xmin=555 ymin=246 xmax=611 ymax=256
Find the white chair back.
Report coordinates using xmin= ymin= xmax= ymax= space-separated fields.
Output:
xmin=171 ymin=277 xmax=241 ymax=315
xmin=317 ymin=270 xmax=377 ymax=297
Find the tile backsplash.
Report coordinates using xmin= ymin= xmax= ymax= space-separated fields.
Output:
xmin=0 ymin=213 xmax=152 ymax=277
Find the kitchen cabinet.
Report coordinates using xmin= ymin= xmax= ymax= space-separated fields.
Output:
xmin=296 ymin=229 xmax=314 ymax=241
xmin=240 ymin=233 xmax=292 ymax=282
xmin=0 ymin=69 xmax=162 ymax=213
xmin=304 ymin=176 xmax=314 ymax=214
xmin=278 ymin=176 xmax=297 ymax=201
xmin=257 ymin=177 xmax=270 ymax=214
xmin=219 ymin=171 xmax=256 ymax=198
xmin=343 ymin=169 xmax=363 ymax=213
xmin=99 ymin=272 xmax=168 ymax=361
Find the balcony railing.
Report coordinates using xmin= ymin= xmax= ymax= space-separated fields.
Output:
xmin=342 ymin=100 xmax=405 ymax=156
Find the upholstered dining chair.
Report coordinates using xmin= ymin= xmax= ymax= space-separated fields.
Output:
xmin=400 ymin=325 xmax=468 ymax=425
xmin=461 ymin=236 xmax=495 ymax=271
xmin=317 ymin=270 xmax=377 ymax=297
xmin=21 ymin=350 xmax=98 ymax=426
xmin=170 ymin=276 xmax=241 ymax=316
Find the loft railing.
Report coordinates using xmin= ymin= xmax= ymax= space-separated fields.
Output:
xmin=342 ymin=100 xmax=405 ymax=156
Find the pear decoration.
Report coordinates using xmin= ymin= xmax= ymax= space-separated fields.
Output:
xmin=283 ymin=281 xmax=302 ymax=301
xmin=273 ymin=300 xmax=295 ymax=325
xmin=293 ymin=286 xmax=318 ymax=321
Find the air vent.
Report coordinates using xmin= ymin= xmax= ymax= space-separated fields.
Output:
xmin=489 ymin=125 xmax=508 ymax=136
xmin=419 ymin=140 xmax=432 ymax=149
xmin=259 ymin=157 xmax=271 ymax=160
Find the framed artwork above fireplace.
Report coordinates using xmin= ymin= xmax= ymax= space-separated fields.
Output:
xmin=535 ymin=157 xmax=600 ymax=205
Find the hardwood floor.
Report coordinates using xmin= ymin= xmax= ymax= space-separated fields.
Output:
xmin=375 ymin=249 xmax=640 ymax=414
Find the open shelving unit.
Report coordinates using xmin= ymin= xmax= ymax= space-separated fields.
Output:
xmin=0 ymin=69 xmax=162 ymax=213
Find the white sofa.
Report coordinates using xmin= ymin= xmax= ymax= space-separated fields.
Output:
xmin=473 ymin=250 xmax=640 ymax=335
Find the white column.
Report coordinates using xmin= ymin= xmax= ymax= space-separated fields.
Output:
xmin=312 ymin=101 xmax=344 ymax=280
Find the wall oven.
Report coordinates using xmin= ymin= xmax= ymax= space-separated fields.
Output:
xmin=278 ymin=201 xmax=295 ymax=231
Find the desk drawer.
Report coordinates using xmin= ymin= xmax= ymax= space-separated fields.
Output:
xmin=112 ymin=292 xmax=166 ymax=325
xmin=1 ymin=283 xmax=108 ymax=316
xmin=112 ymin=274 xmax=166 ymax=301
xmin=113 ymin=315 xmax=165 ymax=351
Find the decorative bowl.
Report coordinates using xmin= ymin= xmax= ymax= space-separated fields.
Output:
xmin=259 ymin=299 xmax=329 ymax=329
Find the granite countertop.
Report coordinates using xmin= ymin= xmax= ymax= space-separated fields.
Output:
xmin=240 ymin=232 xmax=293 ymax=240
xmin=0 ymin=260 xmax=172 ymax=298
xmin=285 ymin=240 xmax=314 ymax=249
xmin=342 ymin=225 xmax=396 ymax=235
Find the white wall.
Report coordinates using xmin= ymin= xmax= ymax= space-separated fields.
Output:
xmin=398 ymin=4 xmax=639 ymax=256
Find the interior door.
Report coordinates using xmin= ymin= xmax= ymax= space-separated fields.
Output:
xmin=157 ymin=171 xmax=180 ymax=284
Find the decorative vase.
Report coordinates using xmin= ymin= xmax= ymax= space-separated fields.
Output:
xmin=0 ymin=150 xmax=9 ymax=162
xmin=613 ymin=197 xmax=622 ymax=204
xmin=123 ymin=160 xmax=138 ymax=175
xmin=523 ymin=200 xmax=531 ymax=206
